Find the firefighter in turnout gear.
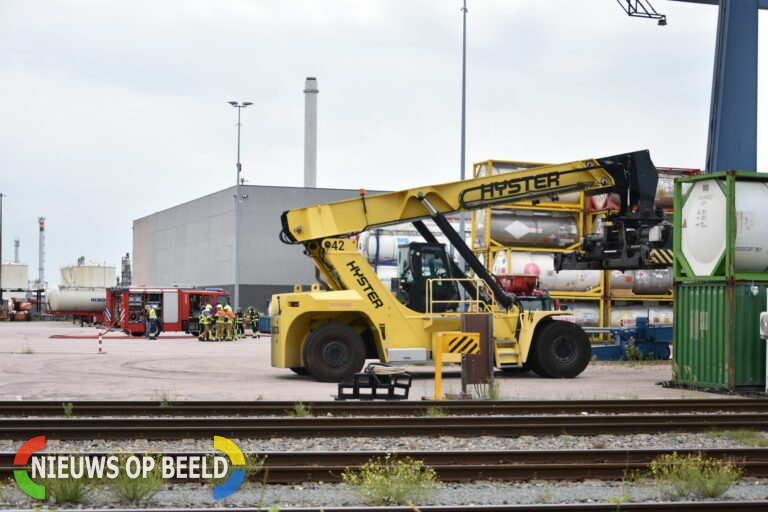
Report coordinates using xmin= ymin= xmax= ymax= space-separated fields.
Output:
xmin=148 ymin=305 xmax=159 ymax=340
xmin=214 ymin=304 xmax=226 ymax=341
xmin=224 ymin=305 xmax=235 ymax=341
xmin=247 ymin=306 xmax=260 ymax=339
xmin=235 ymin=308 xmax=245 ymax=339
xmin=198 ymin=304 xmax=213 ymax=341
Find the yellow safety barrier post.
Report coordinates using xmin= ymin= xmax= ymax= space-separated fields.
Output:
xmin=428 ymin=331 xmax=480 ymax=400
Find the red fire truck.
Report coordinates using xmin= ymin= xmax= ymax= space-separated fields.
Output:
xmin=107 ymin=287 xmax=229 ymax=336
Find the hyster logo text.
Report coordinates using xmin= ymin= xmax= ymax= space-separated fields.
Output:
xmin=14 ymin=436 xmax=246 ymax=500
xmin=346 ymin=260 xmax=384 ymax=308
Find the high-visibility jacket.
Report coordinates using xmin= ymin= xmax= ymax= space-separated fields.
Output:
xmin=215 ymin=310 xmax=226 ymax=324
xmin=149 ymin=309 xmax=157 ymax=320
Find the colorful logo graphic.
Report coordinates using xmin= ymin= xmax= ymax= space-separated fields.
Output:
xmin=14 ymin=436 xmax=46 ymax=499
xmin=213 ymin=436 xmax=245 ymax=499
xmin=14 ymin=435 xmax=245 ymax=500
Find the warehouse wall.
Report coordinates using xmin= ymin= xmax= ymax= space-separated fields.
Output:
xmin=133 ymin=185 xmax=386 ymax=309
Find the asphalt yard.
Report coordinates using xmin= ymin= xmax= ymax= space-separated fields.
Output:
xmin=0 ymin=321 xmax=716 ymax=401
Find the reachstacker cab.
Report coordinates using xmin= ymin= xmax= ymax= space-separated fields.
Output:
xmin=271 ymin=150 xmax=671 ymax=382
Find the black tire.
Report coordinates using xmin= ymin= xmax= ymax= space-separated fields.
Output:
xmin=529 ymin=321 xmax=591 ymax=378
xmin=9 ymin=315 xmax=14 ymax=322
xmin=302 ymin=322 xmax=366 ymax=382
xmin=289 ymin=367 xmax=310 ymax=376
xmin=26 ymin=312 xmax=32 ymax=321
xmin=182 ymin=320 xmax=189 ymax=333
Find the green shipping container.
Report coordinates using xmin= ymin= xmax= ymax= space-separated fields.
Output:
xmin=674 ymin=282 xmax=767 ymax=390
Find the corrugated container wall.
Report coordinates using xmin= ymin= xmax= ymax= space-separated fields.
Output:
xmin=674 ymin=282 xmax=766 ymax=390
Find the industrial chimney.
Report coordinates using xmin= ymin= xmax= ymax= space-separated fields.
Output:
xmin=38 ymin=217 xmax=45 ymax=289
xmin=303 ymin=77 xmax=318 ymax=188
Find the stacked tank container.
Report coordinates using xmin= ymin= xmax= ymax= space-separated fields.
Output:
xmin=471 ymin=159 xmax=683 ymax=333
xmin=673 ymin=171 xmax=768 ymax=391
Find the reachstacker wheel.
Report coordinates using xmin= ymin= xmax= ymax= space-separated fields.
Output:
xmin=302 ymin=322 xmax=366 ymax=382
xmin=527 ymin=321 xmax=591 ymax=379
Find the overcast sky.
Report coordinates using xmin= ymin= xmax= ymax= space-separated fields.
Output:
xmin=0 ymin=0 xmax=765 ymax=286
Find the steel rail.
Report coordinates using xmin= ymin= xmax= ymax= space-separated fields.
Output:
xmin=2 ymin=448 xmax=767 ymax=483
xmin=2 ymin=412 xmax=767 ymax=439
xmin=3 ymin=502 xmax=766 ymax=511
xmin=2 ymin=399 xmax=768 ymax=417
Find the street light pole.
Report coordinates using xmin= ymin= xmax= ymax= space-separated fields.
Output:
xmin=458 ymin=0 xmax=468 ymax=260
xmin=228 ymin=101 xmax=252 ymax=312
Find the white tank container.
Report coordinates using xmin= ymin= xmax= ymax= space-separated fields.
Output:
xmin=358 ymin=234 xmax=418 ymax=265
xmin=609 ymin=270 xmax=634 ymax=290
xmin=490 ymin=209 xmax=578 ymax=248
xmin=59 ymin=264 xmax=116 ymax=288
xmin=733 ymin=181 xmax=768 ymax=272
xmin=358 ymin=229 xmax=453 ymax=265
xmin=503 ymin=252 xmax=601 ymax=292
xmin=655 ymin=177 xmax=675 ymax=209
xmin=560 ymin=301 xmax=600 ymax=327
xmin=47 ymin=286 xmax=107 ymax=312
xmin=610 ymin=304 xmax=673 ymax=327
xmin=632 ymin=269 xmax=672 ymax=295
xmin=681 ymin=180 xmax=768 ymax=275
xmin=1 ymin=263 xmax=29 ymax=290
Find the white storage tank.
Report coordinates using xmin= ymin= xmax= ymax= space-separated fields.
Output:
xmin=496 ymin=252 xmax=601 ymax=293
xmin=610 ymin=304 xmax=673 ymax=327
xmin=490 ymin=209 xmax=579 ymax=248
xmin=632 ymin=269 xmax=673 ymax=295
xmin=680 ymin=179 xmax=768 ymax=276
xmin=560 ymin=301 xmax=600 ymax=327
xmin=47 ymin=286 xmax=107 ymax=312
xmin=1 ymin=263 xmax=29 ymax=290
xmin=60 ymin=263 xmax=116 ymax=288
xmin=610 ymin=270 xmax=634 ymax=290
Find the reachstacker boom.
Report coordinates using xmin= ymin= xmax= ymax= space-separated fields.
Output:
xmin=272 ymin=150 xmax=670 ymax=382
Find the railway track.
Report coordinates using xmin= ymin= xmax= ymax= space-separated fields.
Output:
xmin=2 ymin=412 xmax=767 ymax=439
xmin=8 ymin=503 xmax=768 ymax=511
xmin=2 ymin=448 xmax=767 ymax=483
xmin=2 ymin=398 xmax=767 ymax=417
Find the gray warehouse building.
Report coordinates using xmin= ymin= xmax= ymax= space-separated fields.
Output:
xmin=133 ymin=185 xmax=386 ymax=310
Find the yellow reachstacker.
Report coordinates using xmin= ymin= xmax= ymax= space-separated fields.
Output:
xmin=271 ymin=150 xmax=671 ymax=382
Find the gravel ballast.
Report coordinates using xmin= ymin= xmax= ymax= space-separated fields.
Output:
xmin=0 ymin=431 xmax=758 ymax=453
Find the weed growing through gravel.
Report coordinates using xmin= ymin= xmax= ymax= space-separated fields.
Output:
xmin=707 ymin=429 xmax=768 ymax=447
xmin=32 ymin=458 xmax=91 ymax=504
xmin=473 ymin=377 xmax=502 ymax=400
xmin=422 ymin=406 xmax=447 ymax=417
xmin=648 ymin=452 xmax=742 ymax=499
xmin=286 ymin=402 xmax=312 ymax=417
xmin=342 ymin=453 xmax=440 ymax=505
xmin=607 ymin=493 xmax=632 ymax=511
xmin=62 ymin=402 xmax=74 ymax=418
xmin=41 ymin=475 xmax=91 ymax=504
xmin=153 ymin=389 xmax=176 ymax=407
xmin=206 ymin=453 xmax=265 ymax=488
xmin=110 ymin=453 xmax=166 ymax=504
xmin=20 ymin=344 xmax=34 ymax=354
